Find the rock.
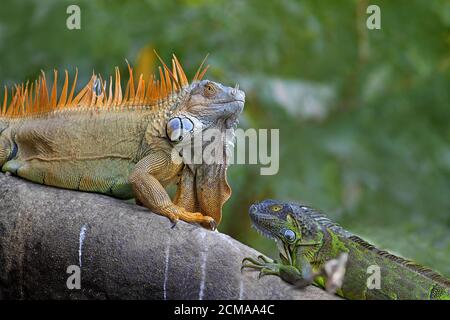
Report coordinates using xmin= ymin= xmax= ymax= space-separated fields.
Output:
xmin=0 ymin=173 xmax=338 ymax=300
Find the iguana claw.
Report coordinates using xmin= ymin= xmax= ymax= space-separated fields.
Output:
xmin=197 ymin=216 xmax=217 ymax=231
xmin=170 ymin=219 xmax=178 ymax=229
xmin=208 ymin=219 xmax=217 ymax=231
xmin=258 ymin=268 xmax=280 ymax=279
xmin=257 ymin=255 xmax=274 ymax=263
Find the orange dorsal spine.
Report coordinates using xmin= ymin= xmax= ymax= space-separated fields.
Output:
xmin=0 ymin=54 xmax=209 ymax=119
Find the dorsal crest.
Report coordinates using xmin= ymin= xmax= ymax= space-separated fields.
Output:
xmin=1 ymin=53 xmax=209 ymax=118
xmin=349 ymin=235 xmax=450 ymax=287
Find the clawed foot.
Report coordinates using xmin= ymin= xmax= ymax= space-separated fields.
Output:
xmin=201 ymin=216 xmax=217 ymax=231
xmin=241 ymin=246 xmax=348 ymax=295
xmin=241 ymin=253 xmax=348 ymax=294
xmin=166 ymin=206 xmax=217 ymax=231
xmin=241 ymin=255 xmax=280 ymax=279
xmin=242 ymin=255 xmax=315 ymax=287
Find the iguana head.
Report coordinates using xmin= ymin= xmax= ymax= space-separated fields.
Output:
xmin=166 ymin=79 xmax=245 ymax=225
xmin=185 ymin=79 xmax=244 ymax=127
xmin=166 ymin=80 xmax=245 ymax=140
xmin=248 ymin=200 xmax=349 ymax=292
xmin=249 ymin=199 xmax=323 ymax=263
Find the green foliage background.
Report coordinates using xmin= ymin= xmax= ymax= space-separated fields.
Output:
xmin=1 ymin=0 xmax=449 ymax=276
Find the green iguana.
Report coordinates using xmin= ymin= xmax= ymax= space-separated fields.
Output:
xmin=0 ymin=54 xmax=245 ymax=230
xmin=242 ymin=199 xmax=450 ymax=300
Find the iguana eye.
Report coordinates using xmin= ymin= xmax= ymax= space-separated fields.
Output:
xmin=283 ymin=229 xmax=296 ymax=243
xmin=204 ymin=82 xmax=216 ymax=97
xmin=270 ymin=204 xmax=282 ymax=212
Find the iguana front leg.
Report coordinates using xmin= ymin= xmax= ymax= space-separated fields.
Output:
xmin=129 ymin=152 xmax=216 ymax=230
xmin=241 ymin=255 xmax=314 ymax=287
xmin=242 ymin=253 xmax=348 ymax=293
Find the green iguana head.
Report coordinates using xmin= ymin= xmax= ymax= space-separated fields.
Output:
xmin=247 ymin=200 xmax=350 ymax=293
xmin=249 ymin=199 xmax=324 ymax=263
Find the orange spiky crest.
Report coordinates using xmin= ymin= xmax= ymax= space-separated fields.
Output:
xmin=0 ymin=54 xmax=210 ymax=119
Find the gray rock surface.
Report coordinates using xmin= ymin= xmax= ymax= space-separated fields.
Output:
xmin=0 ymin=173 xmax=338 ymax=300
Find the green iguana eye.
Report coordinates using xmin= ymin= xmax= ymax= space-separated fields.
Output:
xmin=283 ymin=229 xmax=296 ymax=243
xmin=270 ymin=204 xmax=282 ymax=212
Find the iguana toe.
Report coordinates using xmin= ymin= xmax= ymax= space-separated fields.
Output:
xmin=170 ymin=219 xmax=179 ymax=229
xmin=257 ymin=255 xmax=274 ymax=263
xmin=174 ymin=208 xmax=216 ymax=230
xmin=206 ymin=218 xmax=217 ymax=231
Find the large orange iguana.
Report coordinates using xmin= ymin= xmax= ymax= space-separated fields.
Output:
xmin=0 ymin=54 xmax=245 ymax=230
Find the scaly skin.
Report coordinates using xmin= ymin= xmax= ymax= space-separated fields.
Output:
xmin=0 ymin=57 xmax=245 ymax=230
xmin=242 ymin=199 xmax=450 ymax=300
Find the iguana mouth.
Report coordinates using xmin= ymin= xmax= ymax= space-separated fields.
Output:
xmin=211 ymin=98 xmax=245 ymax=104
xmin=249 ymin=209 xmax=277 ymax=240
xmin=190 ymin=100 xmax=243 ymax=109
